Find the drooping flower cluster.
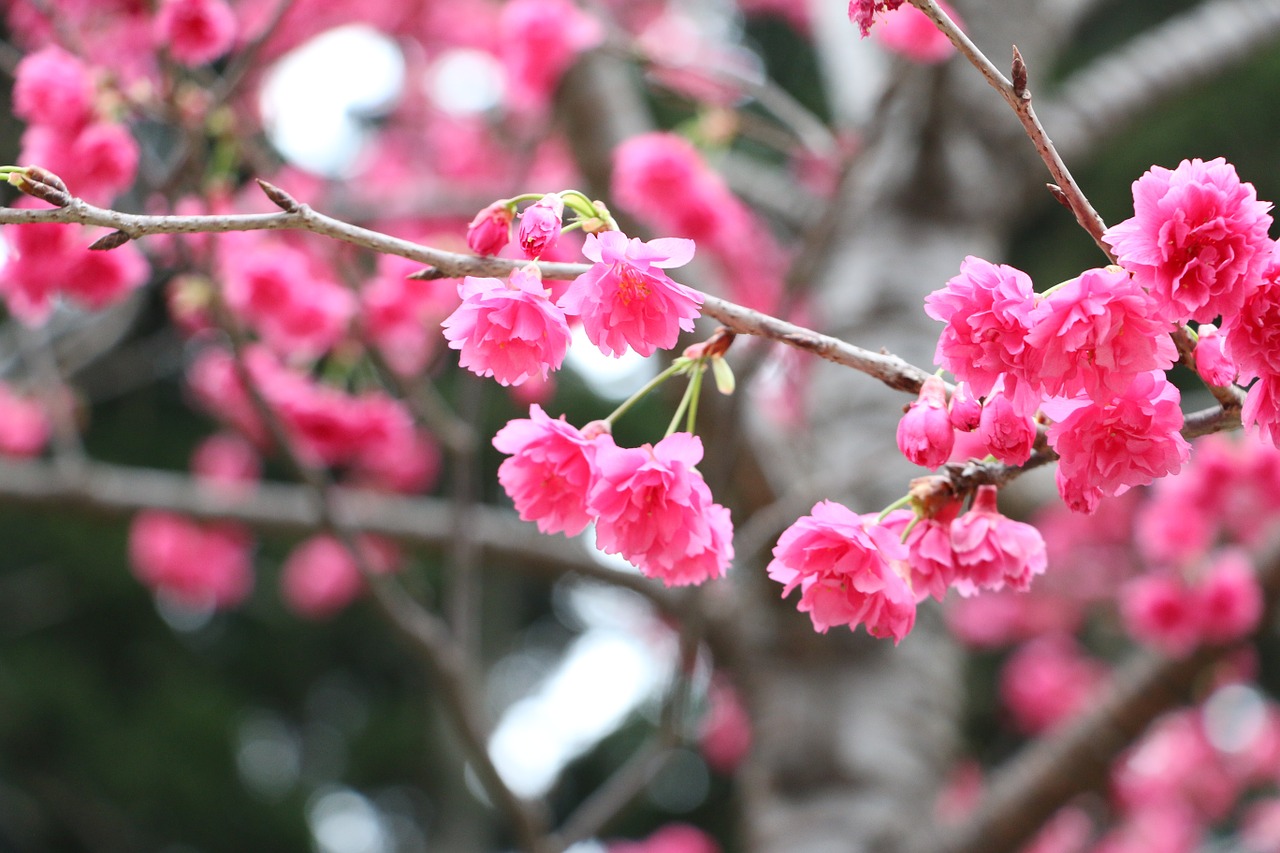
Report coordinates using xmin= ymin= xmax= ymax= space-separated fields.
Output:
xmin=492 ymin=407 xmax=733 ymax=587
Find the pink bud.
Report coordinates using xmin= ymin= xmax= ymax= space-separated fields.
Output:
xmin=897 ymin=375 xmax=954 ymax=469
xmin=467 ymin=201 xmax=515 ymax=256
xmin=517 ymin=193 xmax=564 ymax=259
xmin=1194 ymin=323 xmax=1237 ymax=387
xmin=948 ymin=381 xmax=982 ymax=431
xmin=978 ymin=385 xmax=1036 ymax=466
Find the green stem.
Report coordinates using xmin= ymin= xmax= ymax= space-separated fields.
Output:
xmin=877 ymin=494 xmax=913 ymax=523
xmin=685 ymin=364 xmax=705 ymax=435
xmin=606 ymin=360 xmax=687 ymax=426
xmin=665 ymin=363 xmax=703 ymax=437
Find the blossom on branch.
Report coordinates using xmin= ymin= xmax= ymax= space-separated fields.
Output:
xmin=493 ymin=405 xmax=602 ymax=537
xmin=558 ymin=231 xmax=702 ymax=358
xmin=1104 ymin=157 xmax=1273 ymax=325
xmin=442 ymin=265 xmax=571 ymax=386
xmin=768 ymin=501 xmax=915 ymax=642
xmin=949 ymin=485 xmax=1047 ymax=596
xmin=588 ymin=432 xmax=733 ymax=587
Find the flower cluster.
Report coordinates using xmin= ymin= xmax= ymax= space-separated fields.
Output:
xmin=494 ymin=407 xmax=733 ymax=587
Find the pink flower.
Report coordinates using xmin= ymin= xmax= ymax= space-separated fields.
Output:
xmin=882 ymin=503 xmax=960 ymax=602
xmin=925 ymin=256 xmax=1037 ymax=401
xmin=442 ymin=265 xmax=572 ymax=386
xmin=768 ymin=500 xmax=916 ymax=642
xmin=1024 ymin=266 xmax=1176 ymax=400
xmin=1223 ymin=247 xmax=1280 ymax=379
xmin=222 ymin=242 xmax=355 ymax=360
xmin=610 ymin=823 xmax=720 ymax=853
xmin=154 ymin=0 xmax=237 ymax=66
xmin=1196 ymin=549 xmax=1262 ymax=644
xmin=848 ymin=0 xmax=906 ymax=37
xmin=1121 ymin=574 xmax=1200 ymax=657
xmin=588 ymin=433 xmax=733 ymax=586
xmin=999 ymin=634 xmax=1107 ymax=735
xmin=977 ymin=380 xmax=1037 ymax=466
xmin=558 ymin=231 xmax=702 ymax=358
xmin=896 ymin=375 xmax=954 ymax=469
xmin=191 ymin=432 xmax=261 ymax=497
xmin=948 ymin=381 xmax=982 ymax=431
xmin=280 ymin=535 xmax=400 ymax=620
xmin=60 ymin=238 xmax=149 ymax=309
xmin=128 ymin=511 xmax=253 ymax=610
xmin=1044 ymin=372 xmax=1190 ymax=514
xmin=12 ymin=47 xmax=94 ymax=131
xmin=467 ymin=202 xmax=515 ymax=256
xmin=949 ymin=485 xmax=1047 ymax=596
xmin=492 ymin=404 xmax=601 ymax=536
xmin=499 ymin=0 xmax=603 ymax=113
xmin=1103 ymin=157 xmax=1274 ymax=324
xmin=517 ymin=194 xmax=564 ymax=259
xmin=1193 ymin=323 xmax=1236 ymax=386
xmin=698 ymin=677 xmax=752 ymax=774
xmin=1243 ymin=374 xmax=1280 ymax=449
xmin=0 ymin=383 xmax=51 ymax=458
xmin=346 ymin=395 xmax=441 ymax=495
xmin=361 ymin=254 xmax=459 ymax=377
xmin=874 ymin=0 xmax=961 ymax=63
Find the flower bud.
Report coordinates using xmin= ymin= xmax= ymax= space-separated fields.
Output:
xmin=896 ymin=375 xmax=954 ymax=470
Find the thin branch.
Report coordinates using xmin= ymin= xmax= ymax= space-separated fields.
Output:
xmin=1045 ymin=0 xmax=1280 ymax=164
xmin=0 ymin=457 xmax=678 ymax=608
xmin=905 ymin=0 xmax=1114 ymax=261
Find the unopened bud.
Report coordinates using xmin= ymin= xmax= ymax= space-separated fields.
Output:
xmin=89 ymin=230 xmax=132 ymax=251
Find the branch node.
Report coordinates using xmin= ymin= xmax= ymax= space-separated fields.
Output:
xmin=408 ymin=266 xmax=449 ymax=281
xmin=88 ymin=230 xmax=132 ymax=251
xmin=256 ymin=178 xmax=301 ymax=213
xmin=1046 ymin=183 xmax=1071 ymax=210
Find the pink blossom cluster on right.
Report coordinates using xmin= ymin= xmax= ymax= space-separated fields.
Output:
xmin=916 ymin=158 xmax=1277 ymax=514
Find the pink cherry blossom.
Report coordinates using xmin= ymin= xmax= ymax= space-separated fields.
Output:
xmin=517 ymin=193 xmax=564 ymax=259
xmin=1193 ymin=323 xmax=1236 ymax=386
xmin=360 ymin=254 xmax=459 ymax=377
xmin=557 ymin=231 xmax=702 ymax=358
xmin=154 ymin=0 xmax=236 ymax=66
xmin=768 ymin=500 xmax=915 ymax=642
xmin=848 ymin=0 xmax=906 ymax=37
xmin=1024 ymin=266 xmax=1176 ymax=401
xmin=977 ymin=380 xmax=1036 ymax=466
xmin=128 ymin=510 xmax=254 ymax=610
xmin=925 ymin=256 xmax=1037 ymax=401
xmin=1044 ymin=372 xmax=1190 ymax=514
xmin=896 ymin=375 xmax=954 ymax=469
xmin=698 ymin=676 xmax=752 ymax=774
xmin=948 ymin=381 xmax=982 ymax=431
xmin=492 ymin=404 xmax=601 ymax=537
xmin=0 ymin=383 xmax=51 ymax=458
xmin=874 ymin=0 xmax=961 ymax=63
xmin=498 ymin=0 xmax=603 ymax=113
xmin=1196 ymin=549 xmax=1263 ymax=645
xmin=882 ymin=503 xmax=960 ymax=602
xmin=949 ymin=485 xmax=1047 ymax=596
xmin=588 ymin=432 xmax=733 ymax=586
xmin=222 ymin=241 xmax=355 ymax=360
xmin=1223 ymin=247 xmax=1280 ymax=380
xmin=999 ymin=633 xmax=1107 ymax=734
xmin=191 ymin=432 xmax=261 ymax=497
xmin=1121 ymin=573 xmax=1200 ymax=657
xmin=442 ymin=265 xmax=572 ymax=386
xmin=1243 ymin=374 xmax=1280 ymax=448
xmin=1112 ymin=710 xmax=1238 ymax=822
xmin=466 ymin=201 xmax=515 ymax=256
xmin=280 ymin=534 xmax=401 ymax=620
xmin=12 ymin=46 xmax=94 ymax=131
xmin=1103 ymin=157 xmax=1274 ymax=324
xmin=346 ymin=395 xmax=441 ymax=495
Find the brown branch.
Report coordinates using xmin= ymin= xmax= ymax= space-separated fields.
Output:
xmin=905 ymin=0 xmax=1114 ymax=261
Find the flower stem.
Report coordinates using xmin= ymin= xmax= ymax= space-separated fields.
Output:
xmin=877 ymin=494 xmax=913 ymax=523
xmin=665 ymin=361 xmax=705 ymax=437
xmin=606 ymin=360 xmax=687 ymax=426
